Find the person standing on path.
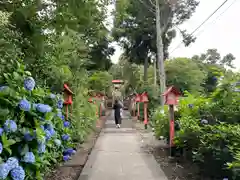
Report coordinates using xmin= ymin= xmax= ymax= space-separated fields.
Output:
xmin=113 ymin=99 xmax=122 ymax=128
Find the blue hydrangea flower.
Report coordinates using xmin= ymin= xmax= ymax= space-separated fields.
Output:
xmin=50 ymin=93 xmax=56 ymax=99
xmin=44 ymin=123 xmax=50 ymax=130
xmin=24 ymin=132 xmax=34 ymax=141
xmin=212 ymin=76 xmax=218 ymax=81
xmin=44 ymin=124 xmax=55 ymax=136
xmin=62 ymin=134 xmax=70 ymax=141
xmin=57 ymin=110 xmax=64 ymax=120
xmin=44 ymin=130 xmax=52 ymax=140
xmin=38 ymin=142 xmax=46 ymax=154
xmin=57 ymin=100 xmax=63 ymax=109
xmin=24 ymin=77 xmax=35 ymax=91
xmin=19 ymin=99 xmax=31 ymax=111
xmin=23 ymin=152 xmax=35 ymax=163
xmin=10 ymin=166 xmax=25 ymax=180
xmin=36 ymin=104 xmax=52 ymax=113
xmin=4 ymin=120 xmax=17 ymax=133
xmin=63 ymin=121 xmax=70 ymax=127
xmin=49 ymin=128 xmax=55 ymax=136
xmin=64 ymin=148 xmax=74 ymax=155
xmin=0 ymin=86 xmax=7 ymax=91
xmin=188 ymin=104 xmax=193 ymax=109
xmin=57 ymin=111 xmax=62 ymax=117
xmin=6 ymin=157 xmax=19 ymax=170
xmin=0 ymin=163 xmax=10 ymax=179
xmin=0 ymin=128 xmax=3 ymax=136
xmin=56 ymin=109 xmax=65 ymax=120
xmin=0 ymin=143 xmax=2 ymax=154
xmin=63 ymin=155 xmax=70 ymax=161
xmin=54 ymin=139 xmax=61 ymax=147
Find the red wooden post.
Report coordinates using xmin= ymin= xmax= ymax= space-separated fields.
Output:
xmin=141 ymin=92 xmax=149 ymax=129
xmin=162 ymin=86 xmax=181 ymax=156
xmin=63 ymin=84 xmax=73 ymax=121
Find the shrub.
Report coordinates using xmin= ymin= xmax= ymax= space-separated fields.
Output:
xmin=175 ymin=92 xmax=240 ymax=179
xmin=152 ymin=83 xmax=240 ymax=179
xmin=0 ymin=60 xmax=97 ymax=179
xmin=151 ymin=105 xmax=169 ymax=139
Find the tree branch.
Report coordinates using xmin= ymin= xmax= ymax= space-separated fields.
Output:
xmin=160 ymin=6 xmax=173 ymax=35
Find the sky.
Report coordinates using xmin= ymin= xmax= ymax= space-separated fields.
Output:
xmin=109 ymin=0 xmax=240 ymax=69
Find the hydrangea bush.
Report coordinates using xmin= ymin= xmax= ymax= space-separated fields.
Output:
xmin=152 ymin=87 xmax=240 ymax=179
xmin=0 ymin=61 xmax=97 ymax=179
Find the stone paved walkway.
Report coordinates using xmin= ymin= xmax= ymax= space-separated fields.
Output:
xmin=78 ymin=110 xmax=168 ymax=180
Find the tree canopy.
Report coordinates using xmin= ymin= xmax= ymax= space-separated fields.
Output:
xmin=113 ymin=0 xmax=199 ymax=65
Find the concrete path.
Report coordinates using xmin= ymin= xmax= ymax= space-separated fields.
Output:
xmin=78 ymin=110 xmax=168 ymax=180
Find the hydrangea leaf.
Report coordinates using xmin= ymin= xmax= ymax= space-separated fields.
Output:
xmin=45 ymin=112 xmax=55 ymax=121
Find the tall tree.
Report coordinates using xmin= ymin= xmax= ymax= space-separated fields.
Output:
xmin=205 ymin=49 xmax=221 ymax=64
xmin=165 ymin=57 xmax=206 ymax=93
xmin=113 ymin=0 xmax=199 ymax=81
xmin=221 ymin=53 xmax=235 ymax=68
xmin=0 ymin=0 xmax=114 ymax=75
xmin=191 ymin=48 xmax=236 ymax=93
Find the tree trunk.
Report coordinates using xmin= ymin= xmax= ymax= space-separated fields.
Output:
xmin=143 ymin=56 xmax=148 ymax=83
xmin=156 ymin=0 xmax=166 ymax=107
xmin=154 ymin=58 xmax=157 ymax=86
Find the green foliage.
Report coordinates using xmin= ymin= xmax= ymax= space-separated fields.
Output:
xmin=192 ymin=48 xmax=235 ymax=68
xmin=0 ymin=1 xmax=110 ymax=177
xmin=165 ymin=58 xmax=207 ymax=93
xmin=192 ymin=49 xmax=235 ymax=93
xmin=151 ymin=105 xmax=169 ymax=138
xmin=152 ymin=79 xmax=240 ymax=179
xmin=109 ymin=56 xmax=143 ymax=94
xmin=88 ymin=71 xmax=113 ymax=93
xmin=0 ymin=11 xmax=23 ymax=83
xmin=112 ymin=49 xmax=236 ymax=99
xmin=0 ymin=0 xmax=114 ymax=88
xmin=0 ymin=60 xmax=97 ymax=179
xmin=113 ymin=0 xmax=199 ymax=63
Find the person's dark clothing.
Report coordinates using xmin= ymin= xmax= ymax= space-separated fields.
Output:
xmin=113 ymin=103 xmax=122 ymax=124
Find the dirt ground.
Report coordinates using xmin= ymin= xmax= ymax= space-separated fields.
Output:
xmin=134 ymin=121 xmax=205 ymax=180
xmin=45 ymin=166 xmax=83 ymax=180
xmin=152 ymin=146 xmax=203 ymax=180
